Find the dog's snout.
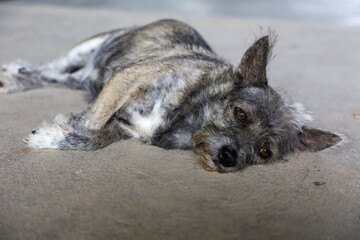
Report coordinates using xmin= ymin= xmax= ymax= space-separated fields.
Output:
xmin=218 ymin=146 xmax=238 ymax=167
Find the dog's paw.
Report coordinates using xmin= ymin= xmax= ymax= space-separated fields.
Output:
xmin=1 ymin=60 xmax=38 ymax=93
xmin=23 ymin=114 xmax=71 ymax=149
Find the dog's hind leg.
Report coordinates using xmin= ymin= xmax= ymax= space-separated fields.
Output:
xmin=0 ymin=34 xmax=108 ymax=93
xmin=0 ymin=29 xmax=128 ymax=94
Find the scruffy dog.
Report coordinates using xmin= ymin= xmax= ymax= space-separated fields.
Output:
xmin=1 ymin=19 xmax=341 ymax=172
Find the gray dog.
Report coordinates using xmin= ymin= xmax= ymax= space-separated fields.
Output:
xmin=1 ymin=19 xmax=340 ymax=172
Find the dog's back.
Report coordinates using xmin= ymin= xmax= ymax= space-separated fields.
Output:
xmin=86 ymin=19 xmax=218 ymax=97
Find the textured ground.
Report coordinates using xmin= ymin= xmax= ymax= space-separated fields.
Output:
xmin=0 ymin=2 xmax=359 ymax=240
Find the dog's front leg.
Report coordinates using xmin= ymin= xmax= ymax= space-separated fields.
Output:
xmin=23 ymin=70 xmax=136 ymax=150
xmin=24 ymin=112 xmax=126 ymax=150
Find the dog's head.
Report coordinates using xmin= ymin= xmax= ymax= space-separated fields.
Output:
xmin=193 ymin=36 xmax=341 ymax=173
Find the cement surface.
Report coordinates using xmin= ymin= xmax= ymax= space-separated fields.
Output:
xmin=0 ymin=3 xmax=359 ymax=240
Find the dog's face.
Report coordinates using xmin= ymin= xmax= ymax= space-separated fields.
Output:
xmin=193 ymin=36 xmax=341 ymax=172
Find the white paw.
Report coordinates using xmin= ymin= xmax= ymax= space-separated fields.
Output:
xmin=0 ymin=76 xmax=25 ymax=93
xmin=24 ymin=114 xmax=71 ymax=149
xmin=1 ymin=60 xmax=36 ymax=93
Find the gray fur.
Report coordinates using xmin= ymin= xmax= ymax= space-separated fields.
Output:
xmin=2 ymin=19 xmax=341 ymax=172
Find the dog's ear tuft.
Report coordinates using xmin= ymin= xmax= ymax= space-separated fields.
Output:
xmin=297 ymin=126 xmax=341 ymax=152
xmin=237 ymin=36 xmax=271 ymax=87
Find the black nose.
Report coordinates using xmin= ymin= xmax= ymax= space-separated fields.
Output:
xmin=218 ymin=146 xmax=238 ymax=167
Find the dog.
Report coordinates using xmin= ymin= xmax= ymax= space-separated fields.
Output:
xmin=1 ymin=19 xmax=341 ymax=172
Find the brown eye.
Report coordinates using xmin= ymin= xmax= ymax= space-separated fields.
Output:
xmin=235 ymin=108 xmax=247 ymax=122
xmin=259 ymin=148 xmax=270 ymax=159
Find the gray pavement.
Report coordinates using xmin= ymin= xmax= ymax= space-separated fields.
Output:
xmin=0 ymin=2 xmax=360 ymax=240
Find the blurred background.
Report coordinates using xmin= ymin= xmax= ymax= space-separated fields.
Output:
xmin=5 ymin=0 xmax=360 ymax=27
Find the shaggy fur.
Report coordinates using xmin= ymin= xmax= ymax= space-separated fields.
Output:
xmin=1 ymin=19 xmax=341 ymax=172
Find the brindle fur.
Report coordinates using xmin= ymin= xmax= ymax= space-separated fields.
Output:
xmin=1 ymin=19 xmax=341 ymax=172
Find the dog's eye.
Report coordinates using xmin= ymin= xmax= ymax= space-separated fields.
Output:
xmin=259 ymin=148 xmax=271 ymax=159
xmin=235 ymin=108 xmax=247 ymax=123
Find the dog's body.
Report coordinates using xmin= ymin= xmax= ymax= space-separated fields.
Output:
xmin=1 ymin=19 xmax=340 ymax=172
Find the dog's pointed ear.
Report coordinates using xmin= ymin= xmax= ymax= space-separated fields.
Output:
xmin=237 ymin=36 xmax=271 ymax=87
xmin=297 ymin=126 xmax=341 ymax=152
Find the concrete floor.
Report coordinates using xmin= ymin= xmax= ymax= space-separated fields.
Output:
xmin=0 ymin=2 xmax=359 ymax=240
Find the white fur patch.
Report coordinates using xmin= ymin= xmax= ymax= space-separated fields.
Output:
xmin=69 ymin=36 xmax=108 ymax=58
xmin=1 ymin=60 xmax=31 ymax=93
xmin=48 ymin=35 xmax=108 ymax=72
xmin=290 ymin=102 xmax=313 ymax=127
xmin=131 ymin=100 xmax=164 ymax=138
xmin=24 ymin=114 xmax=69 ymax=149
